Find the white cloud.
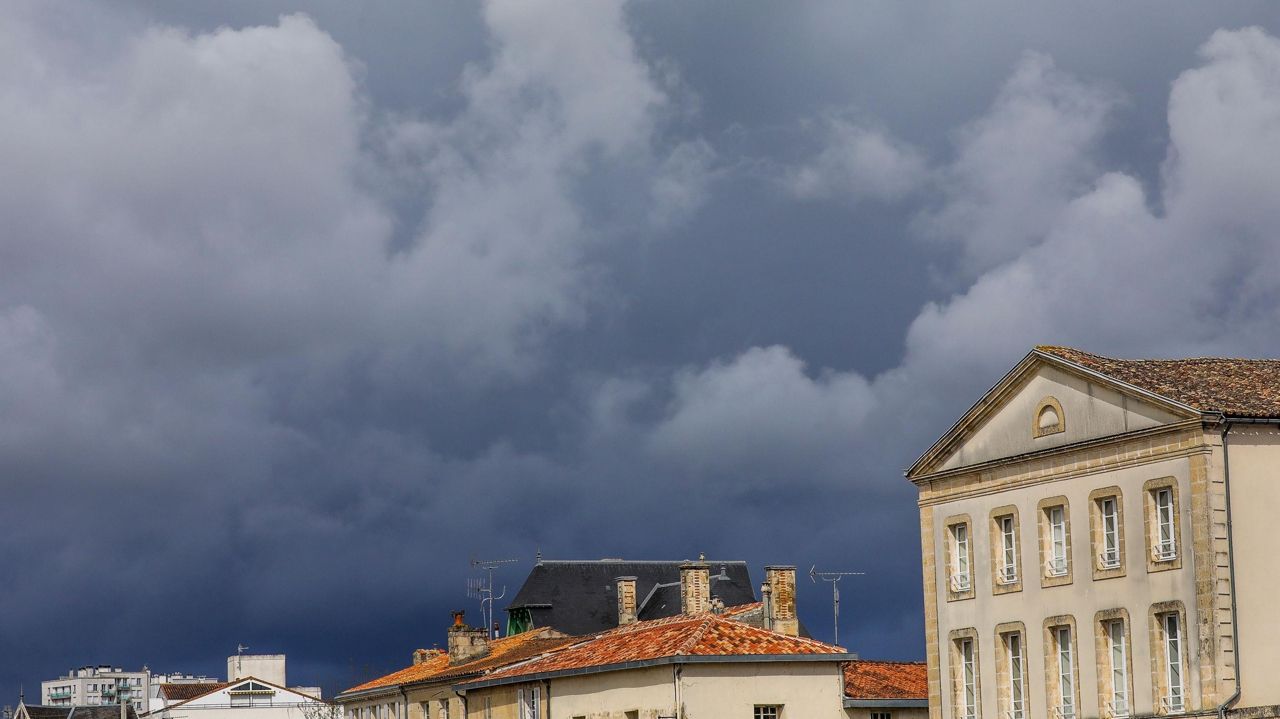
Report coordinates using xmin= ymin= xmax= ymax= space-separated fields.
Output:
xmin=649 ymin=345 xmax=875 ymax=478
xmin=918 ymin=51 xmax=1120 ymax=275
xmin=786 ymin=119 xmax=929 ymax=202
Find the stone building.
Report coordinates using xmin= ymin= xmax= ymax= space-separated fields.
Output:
xmin=907 ymin=346 xmax=1280 ymax=719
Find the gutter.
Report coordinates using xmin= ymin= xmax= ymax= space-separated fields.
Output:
xmin=453 ymin=652 xmax=858 ymax=692
xmin=843 ymin=699 xmax=929 ymax=709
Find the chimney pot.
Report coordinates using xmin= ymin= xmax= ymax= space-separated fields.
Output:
xmin=764 ymin=566 xmax=798 ymax=636
xmin=679 ymin=559 xmax=711 ymax=615
xmin=615 ymin=576 xmax=638 ymax=625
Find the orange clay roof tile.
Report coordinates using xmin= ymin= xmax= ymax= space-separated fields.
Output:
xmin=843 ymin=660 xmax=928 ymax=700
xmin=467 ymin=612 xmax=846 ymax=685
xmin=341 ymin=631 xmax=577 ymax=695
xmin=1037 ymin=346 xmax=1280 ymax=418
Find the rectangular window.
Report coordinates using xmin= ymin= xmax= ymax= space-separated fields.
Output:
xmin=1154 ymin=489 xmax=1176 ymax=561
xmin=1006 ymin=633 xmax=1025 ymax=719
xmin=1047 ymin=506 xmax=1068 ymax=576
xmin=1108 ymin=620 xmax=1130 ymax=718
xmin=999 ymin=516 xmax=1018 ymax=583
xmin=871 ymin=713 xmax=891 ymax=719
xmin=1100 ymin=498 xmax=1120 ymax=568
xmin=753 ymin=707 xmax=781 ymax=719
xmin=484 ymin=698 xmax=492 ymax=719
xmin=438 ymin=700 xmax=448 ymax=719
xmin=1056 ymin=626 xmax=1075 ymax=719
xmin=1163 ymin=613 xmax=1184 ymax=712
xmin=952 ymin=523 xmax=971 ymax=592
xmin=960 ymin=638 xmax=977 ymax=719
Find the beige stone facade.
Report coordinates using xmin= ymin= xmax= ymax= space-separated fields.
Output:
xmin=908 ymin=349 xmax=1280 ymax=719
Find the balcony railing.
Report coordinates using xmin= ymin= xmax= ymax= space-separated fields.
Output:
xmin=1052 ymin=704 xmax=1076 ymax=719
xmin=998 ymin=565 xmax=1018 ymax=584
xmin=1107 ymin=700 xmax=1131 ymax=719
xmin=1045 ymin=557 xmax=1068 ymax=577
xmin=951 ymin=574 xmax=971 ymax=592
xmin=1098 ymin=550 xmax=1121 ymax=569
xmin=1160 ymin=695 xmax=1185 ymax=714
xmin=1152 ymin=543 xmax=1178 ymax=562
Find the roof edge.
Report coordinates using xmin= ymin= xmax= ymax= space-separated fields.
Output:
xmin=844 ymin=699 xmax=929 ymax=708
xmin=454 ymin=653 xmax=858 ymax=692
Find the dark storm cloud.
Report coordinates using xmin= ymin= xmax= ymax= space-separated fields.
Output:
xmin=3 ymin=0 xmax=1280 ymax=702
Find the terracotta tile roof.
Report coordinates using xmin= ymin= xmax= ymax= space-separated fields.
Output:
xmin=157 ymin=683 xmax=229 ymax=702
xmin=1037 ymin=346 xmax=1280 ymax=418
xmin=843 ymin=660 xmax=927 ymax=700
xmin=466 ymin=612 xmax=846 ymax=686
xmin=340 ymin=631 xmax=577 ymax=695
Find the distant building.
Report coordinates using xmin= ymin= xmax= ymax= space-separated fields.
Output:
xmin=908 ymin=347 xmax=1280 ymax=719
xmin=145 ymin=654 xmax=326 ymax=719
xmin=41 ymin=668 xmax=153 ymax=713
xmin=503 ymin=558 xmax=765 ymax=636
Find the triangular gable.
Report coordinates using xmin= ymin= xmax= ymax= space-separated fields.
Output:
xmin=908 ymin=349 xmax=1200 ymax=479
xmin=163 ymin=677 xmax=322 ymax=710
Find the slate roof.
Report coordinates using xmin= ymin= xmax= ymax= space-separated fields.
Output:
xmin=505 ymin=559 xmax=759 ymax=635
xmin=460 ymin=613 xmax=848 ymax=688
xmin=155 ymin=684 xmax=228 ymax=702
xmin=1038 ymin=346 xmax=1280 ymax=418
xmin=22 ymin=706 xmax=140 ymax=719
xmin=339 ymin=630 xmax=578 ymax=696
xmin=843 ymin=660 xmax=928 ymax=700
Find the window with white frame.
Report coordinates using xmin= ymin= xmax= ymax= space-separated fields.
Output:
xmin=1053 ymin=626 xmax=1076 ymax=719
xmin=958 ymin=637 xmax=978 ymax=719
xmin=952 ymin=523 xmax=971 ymax=592
xmin=437 ymin=699 xmax=448 ymax=719
xmin=1046 ymin=505 xmax=1068 ymax=577
xmin=753 ymin=707 xmax=781 ymax=719
xmin=1161 ymin=613 xmax=1185 ymax=713
xmin=1099 ymin=497 xmax=1121 ymax=569
xmin=1107 ymin=619 xmax=1130 ymax=718
xmin=999 ymin=515 xmax=1019 ymax=584
xmin=1005 ymin=632 xmax=1026 ymax=719
xmin=1153 ymin=488 xmax=1177 ymax=561
xmin=517 ymin=687 xmax=540 ymax=719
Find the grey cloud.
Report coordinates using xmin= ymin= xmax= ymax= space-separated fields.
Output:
xmin=786 ymin=119 xmax=929 ymax=202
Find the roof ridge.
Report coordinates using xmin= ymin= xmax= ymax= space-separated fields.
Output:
xmin=1038 ymin=345 xmax=1280 ymax=363
xmin=676 ymin=616 xmax=716 ymax=655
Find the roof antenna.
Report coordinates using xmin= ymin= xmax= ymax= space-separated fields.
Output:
xmin=809 ymin=565 xmax=865 ymax=646
xmin=469 ymin=557 xmax=519 ymax=638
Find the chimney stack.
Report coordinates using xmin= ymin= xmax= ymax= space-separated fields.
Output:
xmin=765 ymin=566 xmax=798 ymax=636
xmin=680 ymin=557 xmax=711 ymax=615
xmin=447 ymin=611 xmax=490 ymax=664
xmin=760 ymin=581 xmax=774 ymax=631
xmin=411 ymin=649 xmax=438 ymax=666
xmin=616 ymin=576 xmax=638 ymax=625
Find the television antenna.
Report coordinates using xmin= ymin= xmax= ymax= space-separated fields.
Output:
xmin=469 ymin=557 xmax=518 ymax=638
xmin=809 ymin=565 xmax=865 ymax=646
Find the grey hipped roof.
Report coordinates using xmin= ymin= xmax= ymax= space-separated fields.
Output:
xmin=20 ymin=707 xmax=138 ymax=719
xmin=505 ymin=560 xmax=759 ymax=636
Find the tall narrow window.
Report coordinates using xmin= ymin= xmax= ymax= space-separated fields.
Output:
xmin=484 ymin=698 xmax=492 ymax=719
xmin=1056 ymin=626 xmax=1075 ymax=719
xmin=1108 ymin=620 xmax=1130 ymax=718
xmin=961 ymin=638 xmax=977 ymax=719
xmin=952 ymin=524 xmax=971 ymax=592
xmin=1000 ymin=516 xmax=1018 ymax=583
xmin=1006 ymin=633 xmax=1025 ymax=719
xmin=1163 ymin=613 xmax=1184 ymax=712
xmin=1047 ymin=506 xmax=1068 ymax=576
xmin=1100 ymin=498 xmax=1120 ymax=569
xmin=1154 ymin=489 xmax=1176 ymax=561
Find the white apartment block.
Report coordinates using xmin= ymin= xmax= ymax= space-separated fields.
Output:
xmin=42 ymin=668 xmax=152 ymax=712
xmin=908 ymin=347 xmax=1280 ymax=719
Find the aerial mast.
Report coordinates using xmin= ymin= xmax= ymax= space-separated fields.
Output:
xmin=809 ymin=565 xmax=865 ymax=646
xmin=469 ymin=557 xmax=518 ymax=638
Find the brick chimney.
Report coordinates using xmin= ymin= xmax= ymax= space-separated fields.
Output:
xmin=765 ymin=566 xmax=798 ymax=636
xmin=616 ymin=576 xmax=638 ymax=625
xmin=680 ymin=558 xmax=711 ymax=615
xmin=447 ymin=611 xmax=490 ymax=664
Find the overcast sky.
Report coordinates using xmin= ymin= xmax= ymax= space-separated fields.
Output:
xmin=4 ymin=0 xmax=1280 ymax=700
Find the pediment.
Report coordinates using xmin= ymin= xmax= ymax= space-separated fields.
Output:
xmin=909 ymin=351 xmax=1199 ymax=478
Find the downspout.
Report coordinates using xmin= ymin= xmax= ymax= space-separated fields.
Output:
xmin=1216 ymin=418 xmax=1242 ymax=719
